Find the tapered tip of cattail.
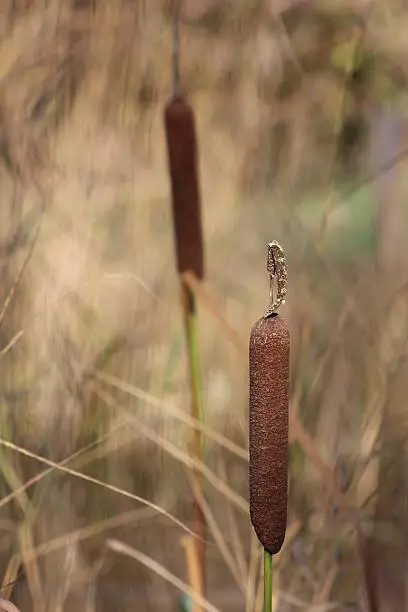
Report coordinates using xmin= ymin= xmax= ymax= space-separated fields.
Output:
xmin=249 ymin=314 xmax=290 ymax=554
xmin=164 ymin=95 xmax=204 ymax=280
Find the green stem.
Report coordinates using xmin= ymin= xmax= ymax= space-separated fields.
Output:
xmin=264 ymin=549 xmax=273 ymax=612
xmin=182 ymin=282 xmax=206 ymax=601
xmin=185 ymin=286 xmax=204 ymax=429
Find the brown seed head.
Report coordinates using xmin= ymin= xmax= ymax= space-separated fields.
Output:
xmin=164 ymin=96 xmax=204 ymax=279
xmin=249 ymin=314 xmax=290 ymax=554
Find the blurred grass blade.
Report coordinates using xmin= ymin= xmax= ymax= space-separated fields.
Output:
xmin=94 ymin=370 xmax=248 ymax=461
xmin=0 ymin=436 xmax=197 ymax=540
xmin=107 ymin=539 xmax=220 ymax=612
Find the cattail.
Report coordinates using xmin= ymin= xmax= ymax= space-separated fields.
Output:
xmin=164 ymin=29 xmax=206 ymax=606
xmin=164 ymin=96 xmax=204 ymax=279
xmin=249 ymin=242 xmax=290 ymax=555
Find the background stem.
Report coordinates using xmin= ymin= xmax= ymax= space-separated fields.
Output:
xmin=181 ymin=280 xmax=206 ymax=610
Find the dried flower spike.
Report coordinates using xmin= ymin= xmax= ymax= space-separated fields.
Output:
xmin=265 ymin=241 xmax=287 ymax=317
xmin=164 ymin=96 xmax=204 ymax=279
xmin=249 ymin=243 xmax=290 ymax=554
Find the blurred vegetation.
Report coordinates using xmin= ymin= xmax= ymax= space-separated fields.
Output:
xmin=0 ymin=0 xmax=407 ymax=610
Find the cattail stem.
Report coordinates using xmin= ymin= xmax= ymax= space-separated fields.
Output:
xmin=264 ymin=549 xmax=273 ymax=612
xmin=181 ymin=281 xmax=205 ymax=609
xmin=182 ymin=284 xmax=204 ymax=427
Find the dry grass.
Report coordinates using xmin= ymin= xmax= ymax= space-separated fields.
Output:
xmin=0 ymin=0 xmax=407 ymax=610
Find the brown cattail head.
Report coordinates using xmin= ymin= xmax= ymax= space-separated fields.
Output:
xmin=249 ymin=314 xmax=290 ymax=554
xmin=164 ymin=96 xmax=204 ymax=280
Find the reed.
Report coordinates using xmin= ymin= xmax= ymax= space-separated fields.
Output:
xmin=249 ymin=243 xmax=290 ymax=611
xmin=164 ymin=18 xmax=206 ymax=608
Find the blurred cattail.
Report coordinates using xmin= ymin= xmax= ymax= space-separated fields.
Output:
xmin=249 ymin=243 xmax=290 ymax=555
xmin=164 ymin=32 xmax=206 ymax=606
xmin=164 ymin=96 xmax=204 ymax=279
